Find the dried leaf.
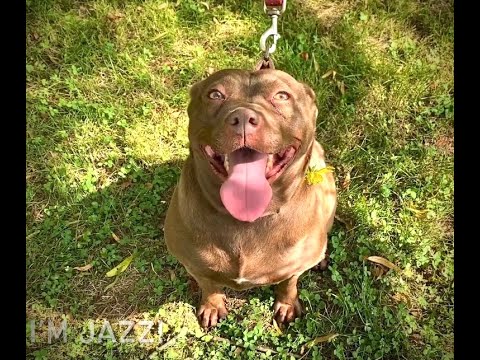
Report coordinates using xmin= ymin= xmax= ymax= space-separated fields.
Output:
xmin=107 ymin=11 xmax=124 ymax=21
xmin=47 ymin=53 xmax=60 ymax=65
xmin=312 ymin=53 xmax=320 ymax=72
xmin=168 ymin=269 xmax=176 ymax=281
xmin=337 ymin=81 xmax=346 ymax=95
xmin=392 ymin=292 xmax=412 ymax=306
xmin=410 ymin=333 xmax=424 ymax=344
xmin=272 ymin=318 xmax=283 ymax=334
xmin=334 ymin=215 xmax=353 ymax=231
xmin=371 ymin=264 xmax=385 ymax=278
xmin=106 ymin=254 xmax=135 ymax=278
xmin=78 ymin=6 xmax=90 ymax=17
xmin=26 ymin=230 xmax=40 ymax=240
xmin=366 ymin=256 xmax=400 ymax=272
xmin=307 ymin=333 xmax=339 ymax=347
xmin=74 ymin=263 xmax=93 ymax=272
xmin=119 ymin=180 xmax=132 ymax=190
xmin=104 ymin=277 xmax=118 ymax=292
xmin=151 ymin=32 xmax=168 ymax=41
xmin=111 ymin=232 xmax=121 ymax=243
xmin=300 ymin=52 xmax=309 ymax=61
xmin=341 ymin=171 xmax=351 ymax=189
xmin=321 ymin=69 xmax=335 ymax=79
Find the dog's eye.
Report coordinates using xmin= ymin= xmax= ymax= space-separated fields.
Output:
xmin=208 ymin=90 xmax=225 ymax=100
xmin=273 ymin=91 xmax=290 ymax=101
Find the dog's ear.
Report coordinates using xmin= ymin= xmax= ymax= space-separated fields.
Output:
xmin=187 ymin=79 xmax=207 ymax=122
xmin=189 ymin=78 xmax=205 ymax=100
xmin=189 ymin=77 xmax=213 ymax=100
xmin=301 ymin=83 xmax=319 ymax=123
xmin=302 ymin=82 xmax=316 ymax=102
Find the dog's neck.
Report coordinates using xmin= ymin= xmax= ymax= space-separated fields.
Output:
xmin=188 ymin=141 xmax=315 ymax=219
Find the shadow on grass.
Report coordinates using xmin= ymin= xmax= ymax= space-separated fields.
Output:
xmin=27 ymin=159 xmax=184 ymax=314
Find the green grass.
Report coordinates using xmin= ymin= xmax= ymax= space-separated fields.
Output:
xmin=26 ymin=0 xmax=453 ymax=359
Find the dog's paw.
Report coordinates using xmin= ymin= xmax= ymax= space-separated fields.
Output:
xmin=273 ymin=297 xmax=303 ymax=325
xmin=197 ymin=300 xmax=228 ymax=329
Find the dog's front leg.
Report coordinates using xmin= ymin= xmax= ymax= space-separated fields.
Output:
xmin=273 ymin=274 xmax=304 ymax=325
xmin=194 ymin=276 xmax=228 ymax=329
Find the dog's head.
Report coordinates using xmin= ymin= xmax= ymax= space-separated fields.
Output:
xmin=187 ymin=69 xmax=318 ymax=222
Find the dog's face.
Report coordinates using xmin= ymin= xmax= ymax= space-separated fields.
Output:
xmin=187 ymin=69 xmax=318 ymax=222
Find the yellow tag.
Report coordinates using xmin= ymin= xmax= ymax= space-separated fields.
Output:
xmin=305 ymin=166 xmax=334 ymax=185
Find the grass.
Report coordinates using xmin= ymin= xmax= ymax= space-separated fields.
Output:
xmin=26 ymin=0 xmax=453 ymax=359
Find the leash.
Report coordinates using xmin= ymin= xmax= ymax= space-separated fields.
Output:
xmin=255 ymin=0 xmax=287 ymax=70
xmin=252 ymin=2 xmax=326 ymax=188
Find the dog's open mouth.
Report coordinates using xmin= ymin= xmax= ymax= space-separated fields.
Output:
xmin=203 ymin=145 xmax=297 ymax=182
xmin=203 ymin=145 xmax=297 ymax=222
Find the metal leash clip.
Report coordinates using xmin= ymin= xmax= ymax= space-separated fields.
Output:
xmin=257 ymin=0 xmax=287 ymax=69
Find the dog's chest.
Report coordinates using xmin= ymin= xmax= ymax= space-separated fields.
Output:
xmin=197 ymin=227 xmax=325 ymax=290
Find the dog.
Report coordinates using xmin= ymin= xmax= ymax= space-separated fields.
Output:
xmin=164 ymin=68 xmax=337 ymax=328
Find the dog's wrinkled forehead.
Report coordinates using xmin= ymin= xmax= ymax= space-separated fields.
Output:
xmin=191 ymin=69 xmax=304 ymax=98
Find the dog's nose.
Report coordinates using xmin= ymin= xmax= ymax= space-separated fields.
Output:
xmin=226 ymin=108 xmax=260 ymax=135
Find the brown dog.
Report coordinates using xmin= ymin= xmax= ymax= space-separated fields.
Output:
xmin=164 ymin=69 xmax=336 ymax=328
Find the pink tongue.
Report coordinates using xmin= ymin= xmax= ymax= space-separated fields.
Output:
xmin=220 ymin=149 xmax=272 ymax=222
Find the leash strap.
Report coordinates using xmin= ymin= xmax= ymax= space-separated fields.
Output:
xmin=264 ymin=0 xmax=286 ymax=14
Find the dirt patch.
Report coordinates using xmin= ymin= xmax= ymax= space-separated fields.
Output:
xmin=434 ymin=132 xmax=454 ymax=155
xmin=70 ymin=270 xmax=154 ymax=320
xmin=298 ymin=0 xmax=352 ymax=29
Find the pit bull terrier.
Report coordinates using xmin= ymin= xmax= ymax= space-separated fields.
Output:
xmin=164 ymin=69 xmax=337 ymax=328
